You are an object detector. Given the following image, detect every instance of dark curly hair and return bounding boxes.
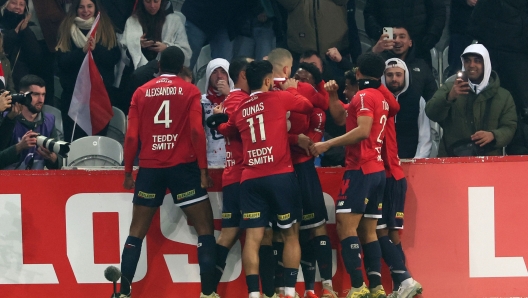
[356,52,386,79]
[297,62,323,85]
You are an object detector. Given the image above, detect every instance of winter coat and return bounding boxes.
[363,0,445,53]
[425,71,517,156]
[0,53,15,92]
[449,0,474,35]
[277,0,348,55]
[181,0,243,38]
[468,0,528,54]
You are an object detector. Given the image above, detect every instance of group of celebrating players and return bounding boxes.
[118,45,423,298]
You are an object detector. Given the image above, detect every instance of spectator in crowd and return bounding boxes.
[425,44,517,157]
[233,0,278,61]
[0,90,36,168]
[0,0,65,105]
[181,0,243,69]
[202,58,233,167]
[371,26,438,102]
[0,32,15,92]
[382,58,432,158]
[277,0,348,62]
[346,0,362,63]
[364,0,446,68]
[0,75,62,169]
[56,0,120,141]
[446,0,476,77]
[99,0,134,33]
[468,0,528,155]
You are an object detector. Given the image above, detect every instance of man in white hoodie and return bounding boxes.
[382,58,432,158]
[202,58,234,167]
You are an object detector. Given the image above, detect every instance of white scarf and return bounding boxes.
[70,17,95,49]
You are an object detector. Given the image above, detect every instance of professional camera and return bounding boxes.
[36,135,70,158]
[2,91,33,111]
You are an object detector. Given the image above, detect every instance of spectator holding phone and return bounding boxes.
[56,0,120,141]
[122,0,191,71]
[425,44,517,157]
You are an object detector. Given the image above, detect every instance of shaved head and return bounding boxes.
[267,48,293,78]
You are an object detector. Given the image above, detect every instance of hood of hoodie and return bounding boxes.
[382,58,409,99]
[461,44,492,95]
[204,58,234,94]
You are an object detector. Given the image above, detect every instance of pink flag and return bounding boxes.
[68,13,113,136]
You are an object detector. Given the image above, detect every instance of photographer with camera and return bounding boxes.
[425,44,517,157]
[0,74,62,169]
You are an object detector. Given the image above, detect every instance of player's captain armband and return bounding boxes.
[206,113,229,129]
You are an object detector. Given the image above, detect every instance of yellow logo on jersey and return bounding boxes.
[222,213,232,219]
[243,212,261,219]
[277,213,291,221]
[396,212,404,219]
[302,213,315,221]
[176,189,196,200]
[138,191,155,199]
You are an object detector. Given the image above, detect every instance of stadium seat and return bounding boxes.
[67,136,123,167]
[42,105,64,141]
[106,106,127,145]
[430,48,440,86]
[442,46,450,83]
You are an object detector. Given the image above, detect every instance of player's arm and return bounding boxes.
[282,80,314,114]
[217,115,239,138]
[325,80,347,126]
[311,116,373,156]
[123,92,140,189]
[190,91,213,188]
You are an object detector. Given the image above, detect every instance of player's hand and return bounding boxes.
[471,130,494,147]
[310,141,330,157]
[324,80,339,93]
[372,34,395,53]
[140,34,155,48]
[448,78,470,101]
[123,173,135,190]
[217,80,230,96]
[213,103,224,115]
[37,146,57,163]
[200,169,213,188]
[15,130,37,152]
[149,42,167,53]
[297,134,313,156]
[281,78,299,90]
[326,47,343,63]
[0,91,12,112]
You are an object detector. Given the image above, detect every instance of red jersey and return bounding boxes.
[345,84,399,174]
[124,75,206,173]
[273,78,315,134]
[219,88,313,182]
[381,117,405,180]
[221,89,248,187]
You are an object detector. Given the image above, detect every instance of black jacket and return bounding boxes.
[376,47,438,101]
[181,0,244,38]
[449,0,474,35]
[364,0,446,52]
[468,0,528,54]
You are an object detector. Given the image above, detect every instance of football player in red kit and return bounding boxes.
[311,52,400,298]
[212,60,313,298]
[121,47,217,298]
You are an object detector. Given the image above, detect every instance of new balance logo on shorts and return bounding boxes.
[338,201,344,206]
[197,242,202,247]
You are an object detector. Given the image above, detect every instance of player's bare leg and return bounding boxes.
[337,213,370,297]
[243,227,266,298]
[358,218,385,297]
[182,199,217,297]
[119,204,158,296]
[281,222,301,297]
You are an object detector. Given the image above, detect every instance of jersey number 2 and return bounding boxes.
[246,114,266,143]
[377,115,387,143]
[154,100,173,128]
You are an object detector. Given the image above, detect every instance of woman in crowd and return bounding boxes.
[56,0,120,141]
[0,0,41,90]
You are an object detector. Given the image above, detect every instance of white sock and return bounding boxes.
[401,277,415,287]
[285,287,296,296]
[323,279,333,287]
[249,292,260,298]
[304,290,315,296]
[278,287,285,295]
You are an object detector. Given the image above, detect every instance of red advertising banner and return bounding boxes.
[1,157,528,297]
